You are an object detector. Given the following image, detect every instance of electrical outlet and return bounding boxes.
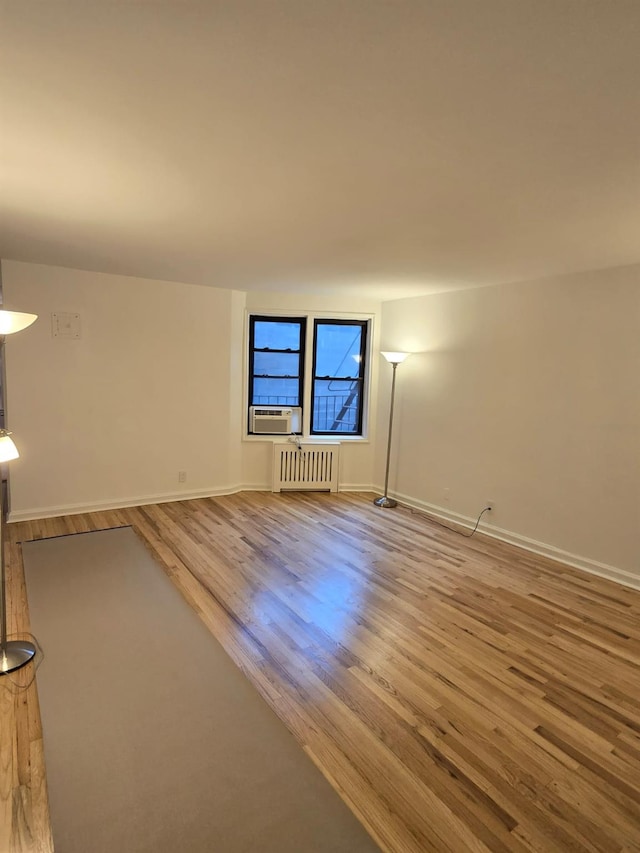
[485,499,494,511]
[178,471,187,483]
[443,488,451,503]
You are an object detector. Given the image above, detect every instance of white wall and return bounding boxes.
[379,265,640,583]
[2,260,242,517]
[7,257,635,585]
[241,290,382,491]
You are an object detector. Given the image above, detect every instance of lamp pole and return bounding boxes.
[0,487,36,674]
[0,469,36,673]
[0,310,38,675]
[374,352,410,508]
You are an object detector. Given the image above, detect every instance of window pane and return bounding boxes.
[315,324,362,378]
[254,321,301,351]
[252,378,300,405]
[312,379,360,433]
[254,351,299,377]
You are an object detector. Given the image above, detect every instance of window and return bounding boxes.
[248,316,306,408]
[247,314,369,437]
[311,320,367,435]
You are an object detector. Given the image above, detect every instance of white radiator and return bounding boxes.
[272,444,340,492]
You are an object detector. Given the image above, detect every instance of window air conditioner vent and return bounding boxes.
[250,406,293,435]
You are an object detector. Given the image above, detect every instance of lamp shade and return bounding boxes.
[0,311,38,335]
[0,431,19,462]
[381,351,411,364]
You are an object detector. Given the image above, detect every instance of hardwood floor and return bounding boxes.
[2,491,640,852]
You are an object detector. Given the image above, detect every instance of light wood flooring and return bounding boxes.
[2,491,640,852]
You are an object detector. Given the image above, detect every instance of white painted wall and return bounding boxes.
[241,290,382,491]
[2,260,241,517]
[227,289,247,487]
[6,257,635,584]
[379,265,640,581]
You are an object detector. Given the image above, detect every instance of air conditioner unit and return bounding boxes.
[250,406,293,435]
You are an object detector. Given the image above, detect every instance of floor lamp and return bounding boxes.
[0,309,38,676]
[373,351,410,508]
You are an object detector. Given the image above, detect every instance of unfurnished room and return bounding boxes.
[0,2,639,852]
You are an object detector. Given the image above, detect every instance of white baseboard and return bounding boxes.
[9,485,638,592]
[390,490,640,592]
[7,485,247,523]
[8,481,361,523]
[340,483,376,493]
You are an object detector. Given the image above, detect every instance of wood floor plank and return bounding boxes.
[2,491,640,851]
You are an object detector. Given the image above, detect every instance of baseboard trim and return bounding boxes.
[391,490,640,591]
[8,482,367,522]
[9,486,638,592]
[340,483,376,493]
[7,485,248,523]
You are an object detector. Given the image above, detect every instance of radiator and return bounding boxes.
[272,444,340,492]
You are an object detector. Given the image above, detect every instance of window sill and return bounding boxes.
[242,434,369,444]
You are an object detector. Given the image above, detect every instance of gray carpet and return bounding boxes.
[22,527,380,853]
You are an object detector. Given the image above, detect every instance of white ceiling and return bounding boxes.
[1,1,639,301]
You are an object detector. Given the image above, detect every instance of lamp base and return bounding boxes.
[373,496,398,508]
[0,640,37,675]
